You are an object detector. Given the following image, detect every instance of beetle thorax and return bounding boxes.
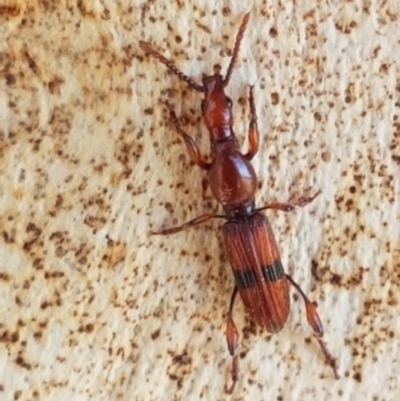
[208,140,257,207]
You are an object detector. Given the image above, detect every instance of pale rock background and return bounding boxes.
[0,1,399,400]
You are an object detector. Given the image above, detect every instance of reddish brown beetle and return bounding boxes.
[140,13,339,393]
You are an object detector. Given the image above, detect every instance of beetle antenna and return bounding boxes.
[223,12,250,87]
[140,41,204,92]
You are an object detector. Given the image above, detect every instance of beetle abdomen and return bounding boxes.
[222,213,290,333]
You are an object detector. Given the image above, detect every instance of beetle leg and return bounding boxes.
[225,286,240,394]
[151,213,225,235]
[166,104,211,171]
[255,191,321,213]
[244,85,259,161]
[286,274,340,380]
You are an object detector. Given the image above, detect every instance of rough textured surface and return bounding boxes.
[1,1,400,400]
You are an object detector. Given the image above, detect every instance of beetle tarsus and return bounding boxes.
[225,286,240,393]
[225,354,239,394]
[315,336,340,379]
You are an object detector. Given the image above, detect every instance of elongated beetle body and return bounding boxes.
[140,13,339,393]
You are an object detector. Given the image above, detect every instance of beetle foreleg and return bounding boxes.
[225,286,239,394]
[244,85,259,161]
[286,274,340,379]
[166,104,211,171]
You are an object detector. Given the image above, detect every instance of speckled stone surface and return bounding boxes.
[0,1,399,400]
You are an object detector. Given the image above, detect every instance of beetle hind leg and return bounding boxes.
[314,336,340,380]
[225,286,240,394]
[286,274,340,379]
